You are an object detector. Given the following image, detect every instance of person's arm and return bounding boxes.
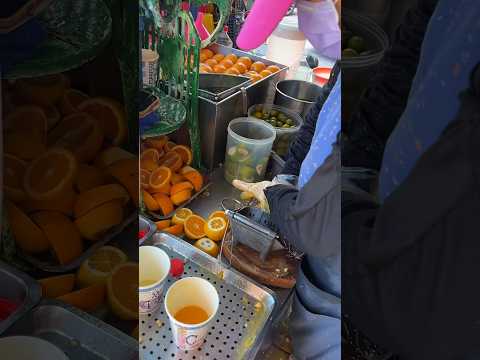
[282,62,340,175]
[266,142,340,257]
[343,0,439,170]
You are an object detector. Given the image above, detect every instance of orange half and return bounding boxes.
[171,145,193,165]
[149,166,172,192]
[184,214,206,240]
[4,154,28,203]
[24,148,78,201]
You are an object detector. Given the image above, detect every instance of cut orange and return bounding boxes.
[151,182,170,195]
[75,164,109,193]
[204,217,227,241]
[76,246,128,288]
[159,151,183,172]
[170,173,186,185]
[140,169,151,190]
[4,131,47,161]
[170,189,192,206]
[57,283,106,312]
[163,224,184,236]
[32,211,83,265]
[5,105,47,143]
[107,262,139,320]
[180,165,196,175]
[4,154,28,203]
[208,210,229,223]
[59,88,89,115]
[23,188,76,216]
[78,97,127,146]
[144,135,168,151]
[140,158,158,172]
[149,166,172,193]
[74,200,124,241]
[74,184,129,218]
[183,170,204,192]
[171,145,193,165]
[43,104,61,130]
[170,181,194,196]
[164,141,177,152]
[15,74,68,106]
[142,190,160,211]
[108,159,139,207]
[172,208,193,225]
[38,274,76,298]
[47,112,104,163]
[24,148,78,201]
[184,214,206,240]
[6,201,50,253]
[94,146,135,169]
[152,193,174,216]
[194,238,220,257]
[140,148,160,163]
[155,219,171,230]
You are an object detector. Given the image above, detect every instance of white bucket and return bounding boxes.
[139,246,171,314]
[164,277,219,350]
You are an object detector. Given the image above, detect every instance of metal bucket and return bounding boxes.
[274,80,323,118]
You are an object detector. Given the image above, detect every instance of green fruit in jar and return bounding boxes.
[270,116,277,122]
[276,121,284,128]
[278,113,287,121]
[239,166,255,182]
[256,164,265,176]
[228,146,250,163]
[262,114,270,120]
[347,36,365,53]
[286,119,294,126]
[282,124,290,128]
[342,48,358,58]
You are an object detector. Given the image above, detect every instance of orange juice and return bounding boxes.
[174,305,209,325]
[139,279,157,287]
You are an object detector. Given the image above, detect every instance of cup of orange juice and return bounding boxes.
[139,246,171,314]
[165,277,219,350]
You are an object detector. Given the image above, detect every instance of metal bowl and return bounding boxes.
[274,79,324,118]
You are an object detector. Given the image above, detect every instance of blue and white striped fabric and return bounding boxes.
[379,0,480,201]
[298,74,341,188]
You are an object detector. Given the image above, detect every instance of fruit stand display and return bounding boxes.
[1,0,139,356]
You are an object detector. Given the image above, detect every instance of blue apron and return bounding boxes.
[298,74,341,188]
[379,0,480,201]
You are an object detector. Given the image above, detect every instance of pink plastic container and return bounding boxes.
[236,0,294,50]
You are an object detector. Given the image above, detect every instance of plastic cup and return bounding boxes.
[164,277,219,350]
[139,246,171,314]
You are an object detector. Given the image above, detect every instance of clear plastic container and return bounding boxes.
[224,118,276,184]
[248,104,303,158]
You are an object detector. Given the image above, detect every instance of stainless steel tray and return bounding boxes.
[140,233,277,360]
[199,74,252,102]
[139,215,157,246]
[5,299,139,359]
[145,176,212,221]
[18,211,137,273]
[0,261,41,335]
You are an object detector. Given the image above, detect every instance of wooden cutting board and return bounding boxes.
[222,236,299,289]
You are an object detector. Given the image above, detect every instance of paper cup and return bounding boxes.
[165,277,219,350]
[139,246,171,314]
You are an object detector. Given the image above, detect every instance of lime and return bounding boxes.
[342,48,358,58]
[347,36,365,53]
[239,166,255,182]
[278,113,286,121]
[286,119,294,126]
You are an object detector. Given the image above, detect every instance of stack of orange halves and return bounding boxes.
[3,73,137,266]
[141,135,204,216]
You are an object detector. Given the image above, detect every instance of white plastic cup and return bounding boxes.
[164,277,219,350]
[139,246,171,314]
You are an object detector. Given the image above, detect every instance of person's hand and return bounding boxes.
[232,180,273,211]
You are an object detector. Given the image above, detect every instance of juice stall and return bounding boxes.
[138,1,336,359]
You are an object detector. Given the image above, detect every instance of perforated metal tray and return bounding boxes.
[140,233,277,360]
[5,299,138,359]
